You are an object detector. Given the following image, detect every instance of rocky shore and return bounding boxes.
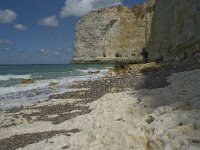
[0,61,200,150]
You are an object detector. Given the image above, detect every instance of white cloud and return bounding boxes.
[37,15,59,27]
[0,39,12,45]
[14,24,27,30]
[0,47,15,51]
[54,51,62,56]
[0,9,17,24]
[60,0,122,18]
[40,49,46,53]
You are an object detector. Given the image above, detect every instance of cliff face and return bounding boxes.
[72,0,200,63]
[72,0,156,63]
[148,0,200,61]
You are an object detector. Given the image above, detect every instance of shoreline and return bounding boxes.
[0,64,111,111]
[0,61,200,149]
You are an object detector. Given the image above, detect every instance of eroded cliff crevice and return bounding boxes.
[72,0,200,63]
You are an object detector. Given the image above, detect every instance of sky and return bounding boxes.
[0,0,144,64]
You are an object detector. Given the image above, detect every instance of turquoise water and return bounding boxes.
[0,64,112,110]
[0,64,111,87]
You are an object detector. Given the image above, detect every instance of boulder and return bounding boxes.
[21,79,34,84]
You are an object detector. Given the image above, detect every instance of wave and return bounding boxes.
[76,68,109,74]
[0,74,104,96]
[0,73,106,110]
[0,74,32,81]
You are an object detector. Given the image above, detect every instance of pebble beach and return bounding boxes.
[0,61,200,150]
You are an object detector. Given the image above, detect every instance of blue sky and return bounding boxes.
[0,0,144,64]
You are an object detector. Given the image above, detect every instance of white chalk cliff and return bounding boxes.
[72,0,200,63]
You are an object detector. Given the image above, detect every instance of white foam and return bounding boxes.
[76,69,88,73]
[0,73,105,96]
[77,68,109,74]
[0,74,32,81]
[0,73,106,110]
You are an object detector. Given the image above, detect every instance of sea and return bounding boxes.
[0,64,112,110]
